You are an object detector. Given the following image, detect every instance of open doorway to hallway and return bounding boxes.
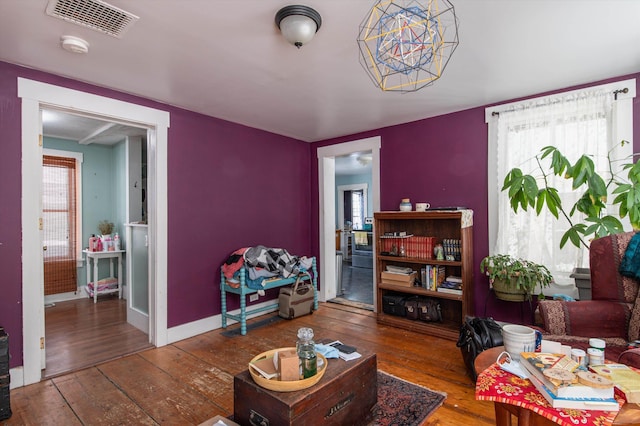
[331,154,374,309]
[317,138,381,312]
[19,77,170,387]
[41,109,151,378]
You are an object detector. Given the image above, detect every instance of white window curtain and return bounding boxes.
[490,85,633,285]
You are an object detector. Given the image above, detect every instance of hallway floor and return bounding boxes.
[331,259,374,309]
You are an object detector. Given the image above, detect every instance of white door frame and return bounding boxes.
[18,78,170,386]
[317,136,381,304]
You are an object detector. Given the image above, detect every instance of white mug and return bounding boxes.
[415,203,430,211]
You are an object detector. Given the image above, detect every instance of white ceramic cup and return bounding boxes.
[415,202,430,211]
[502,324,536,360]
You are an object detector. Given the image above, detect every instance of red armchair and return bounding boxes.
[537,231,640,368]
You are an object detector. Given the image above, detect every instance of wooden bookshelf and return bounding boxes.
[374,210,474,340]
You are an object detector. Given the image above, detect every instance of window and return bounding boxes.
[486,80,635,285]
[351,190,364,230]
[43,149,83,264]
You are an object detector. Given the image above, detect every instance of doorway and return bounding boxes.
[317,137,381,309]
[18,77,170,387]
[40,109,150,378]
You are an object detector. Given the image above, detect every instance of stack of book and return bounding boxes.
[381,266,417,287]
[519,352,619,411]
[420,265,445,290]
[437,276,462,295]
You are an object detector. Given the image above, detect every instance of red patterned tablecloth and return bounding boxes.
[475,363,623,426]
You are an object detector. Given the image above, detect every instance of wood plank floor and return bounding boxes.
[44,297,153,378]
[8,303,497,425]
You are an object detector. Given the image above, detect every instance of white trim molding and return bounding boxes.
[18,77,170,386]
[317,136,381,306]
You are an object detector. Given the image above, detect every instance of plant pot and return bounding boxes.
[491,278,528,302]
[570,267,591,300]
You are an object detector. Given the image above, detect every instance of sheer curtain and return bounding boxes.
[494,89,627,285]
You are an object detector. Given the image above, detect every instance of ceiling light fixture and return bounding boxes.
[60,35,90,54]
[357,0,459,92]
[275,5,322,48]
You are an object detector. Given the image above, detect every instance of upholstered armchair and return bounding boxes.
[537,231,640,368]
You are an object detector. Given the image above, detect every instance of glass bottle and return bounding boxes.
[296,327,317,379]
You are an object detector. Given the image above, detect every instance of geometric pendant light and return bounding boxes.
[357,0,459,92]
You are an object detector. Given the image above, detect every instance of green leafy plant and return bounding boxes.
[98,220,114,235]
[480,254,553,299]
[501,141,640,249]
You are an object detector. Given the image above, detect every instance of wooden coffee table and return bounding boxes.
[475,346,640,426]
[234,351,377,425]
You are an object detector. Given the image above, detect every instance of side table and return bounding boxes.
[474,346,640,426]
[84,249,125,303]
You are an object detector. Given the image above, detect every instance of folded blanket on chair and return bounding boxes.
[620,232,640,280]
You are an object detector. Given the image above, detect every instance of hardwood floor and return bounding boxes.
[43,296,153,378]
[8,303,497,425]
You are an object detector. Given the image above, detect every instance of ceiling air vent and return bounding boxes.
[45,0,139,38]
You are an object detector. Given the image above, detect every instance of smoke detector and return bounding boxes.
[60,35,90,53]
[46,0,139,38]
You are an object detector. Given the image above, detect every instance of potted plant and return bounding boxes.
[480,254,553,301]
[98,220,115,250]
[98,220,114,236]
[501,142,640,299]
[501,141,640,250]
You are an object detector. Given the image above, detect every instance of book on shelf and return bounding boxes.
[381,271,417,283]
[445,275,462,283]
[590,363,640,403]
[527,370,619,411]
[519,352,614,400]
[436,287,462,295]
[386,265,413,274]
[420,265,445,290]
[382,231,409,237]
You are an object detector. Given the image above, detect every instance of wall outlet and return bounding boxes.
[249,294,259,302]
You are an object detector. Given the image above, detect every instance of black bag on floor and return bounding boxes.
[456,316,503,382]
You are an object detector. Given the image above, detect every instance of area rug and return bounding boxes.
[372,371,446,426]
[221,315,284,337]
[228,370,445,425]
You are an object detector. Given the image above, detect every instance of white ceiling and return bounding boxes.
[2,0,640,144]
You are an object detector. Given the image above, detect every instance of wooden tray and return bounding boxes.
[248,347,327,392]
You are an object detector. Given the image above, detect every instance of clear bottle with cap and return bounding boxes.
[296,327,317,379]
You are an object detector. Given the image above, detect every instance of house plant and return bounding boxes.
[480,254,553,301]
[98,220,114,236]
[501,141,640,250]
[98,220,115,251]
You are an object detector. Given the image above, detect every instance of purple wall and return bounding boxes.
[2,58,639,370]
[0,61,311,367]
[311,73,640,325]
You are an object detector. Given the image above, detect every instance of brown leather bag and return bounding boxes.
[278,273,315,319]
[418,298,442,322]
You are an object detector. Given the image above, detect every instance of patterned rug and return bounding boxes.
[372,371,446,425]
